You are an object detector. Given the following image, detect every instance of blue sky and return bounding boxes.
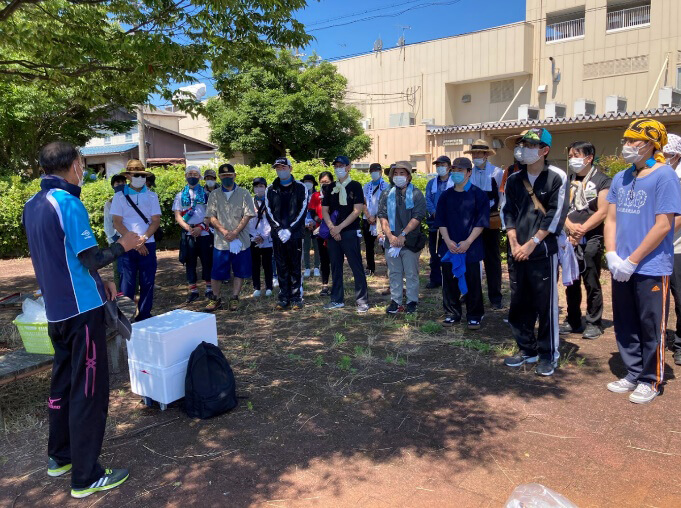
[153,0,526,105]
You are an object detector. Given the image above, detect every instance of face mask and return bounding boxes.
[521,147,542,165]
[393,176,408,188]
[370,171,381,181]
[304,181,314,191]
[254,186,266,197]
[334,167,347,179]
[276,169,291,181]
[667,155,680,168]
[568,158,585,172]
[113,184,125,193]
[436,165,449,177]
[450,172,465,185]
[186,177,199,186]
[205,179,217,188]
[622,144,648,164]
[513,146,524,163]
[131,176,146,188]
[221,177,235,187]
[472,158,485,168]
[74,164,84,187]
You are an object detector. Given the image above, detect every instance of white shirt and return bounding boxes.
[248,197,273,248]
[110,186,162,243]
[172,188,209,237]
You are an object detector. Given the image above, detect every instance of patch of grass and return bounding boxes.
[333,332,347,347]
[576,356,586,367]
[247,401,254,411]
[354,345,372,359]
[396,357,407,366]
[450,338,492,353]
[385,353,395,364]
[420,321,443,335]
[405,313,419,324]
[338,355,352,371]
[288,353,303,361]
[386,352,407,366]
[493,342,519,358]
[314,355,324,367]
[559,347,577,368]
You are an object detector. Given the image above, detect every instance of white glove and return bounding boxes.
[278,229,291,243]
[229,239,242,254]
[613,257,637,282]
[605,251,623,275]
[388,246,402,258]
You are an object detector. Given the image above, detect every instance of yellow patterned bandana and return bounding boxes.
[624,118,668,163]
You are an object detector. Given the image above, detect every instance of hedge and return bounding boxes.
[0,160,432,258]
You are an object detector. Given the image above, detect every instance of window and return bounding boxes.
[545,8,585,43]
[104,136,112,145]
[490,80,514,104]
[677,67,681,90]
[606,2,650,32]
[125,131,133,142]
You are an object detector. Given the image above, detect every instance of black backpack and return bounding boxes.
[185,342,238,419]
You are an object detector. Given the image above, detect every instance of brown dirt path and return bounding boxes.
[1,249,681,507]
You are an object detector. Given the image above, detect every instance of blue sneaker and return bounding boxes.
[48,457,72,477]
[324,302,345,310]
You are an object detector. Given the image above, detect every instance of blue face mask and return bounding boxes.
[221,177,234,188]
[186,177,199,186]
[450,172,465,184]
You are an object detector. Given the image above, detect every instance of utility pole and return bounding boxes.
[137,105,146,166]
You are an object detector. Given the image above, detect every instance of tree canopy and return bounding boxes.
[206,50,372,165]
[0,0,311,172]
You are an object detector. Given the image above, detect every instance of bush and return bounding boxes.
[597,155,629,178]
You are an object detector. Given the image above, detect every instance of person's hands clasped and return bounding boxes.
[605,251,623,277]
[394,234,406,248]
[136,243,149,256]
[613,257,637,282]
[455,239,471,253]
[104,281,118,301]
[117,231,141,252]
[513,241,536,262]
[190,226,201,238]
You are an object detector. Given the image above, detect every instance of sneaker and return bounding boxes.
[304,269,311,277]
[467,319,481,330]
[204,297,222,312]
[582,324,602,340]
[504,353,539,367]
[443,315,461,326]
[629,383,658,404]
[425,281,441,289]
[292,301,304,310]
[252,290,262,298]
[273,278,279,288]
[535,359,556,376]
[607,378,637,393]
[313,268,320,277]
[71,468,129,498]
[405,302,418,314]
[365,269,375,277]
[324,302,345,310]
[265,289,273,297]
[185,292,200,304]
[48,457,72,477]
[319,287,330,297]
[357,303,370,314]
[229,297,239,311]
[277,300,289,310]
[386,301,400,315]
[674,350,681,366]
[559,322,584,335]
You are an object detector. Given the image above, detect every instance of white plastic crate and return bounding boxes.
[128,310,217,367]
[128,357,189,405]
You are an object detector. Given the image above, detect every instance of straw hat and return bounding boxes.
[122,159,151,176]
[464,139,496,156]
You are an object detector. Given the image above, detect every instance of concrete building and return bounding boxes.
[334,0,681,172]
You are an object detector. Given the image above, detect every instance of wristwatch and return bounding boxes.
[531,236,540,244]
[400,231,407,237]
[141,234,149,241]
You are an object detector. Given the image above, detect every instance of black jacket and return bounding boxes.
[264,178,309,239]
[502,164,568,260]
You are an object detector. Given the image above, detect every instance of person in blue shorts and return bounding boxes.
[605,118,681,404]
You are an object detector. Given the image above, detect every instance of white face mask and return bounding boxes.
[513,146,524,163]
[334,167,347,179]
[205,179,217,188]
[370,171,381,181]
[436,165,449,177]
[568,157,586,172]
[304,181,314,191]
[622,144,648,164]
[472,158,486,168]
[666,155,680,168]
[521,147,542,165]
[254,186,266,197]
[75,163,84,187]
[131,176,146,188]
[393,175,408,188]
[277,169,292,181]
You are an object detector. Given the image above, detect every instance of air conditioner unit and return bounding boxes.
[605,95,627,114]
[389,112,416,127]
[421,118,435,125]
[545,102,567,119]
[518,104,540,121]
[659,87,681,108]
[574,98,596,117]
[360,118,373,130]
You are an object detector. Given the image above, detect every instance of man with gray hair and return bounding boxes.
[173,165,214,303]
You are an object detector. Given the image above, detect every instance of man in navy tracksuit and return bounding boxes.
[23,142,139,498]
[502,128,568,376]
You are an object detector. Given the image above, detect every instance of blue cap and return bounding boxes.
[333,155,350,166]
[273,157,291,167]
[521,128,552,147]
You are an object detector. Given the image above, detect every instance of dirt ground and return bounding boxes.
[2,249,681,507]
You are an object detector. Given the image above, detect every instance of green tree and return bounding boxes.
[206,50,372,164]
[0,0,311,172]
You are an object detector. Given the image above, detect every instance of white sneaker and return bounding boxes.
[607,378,637,393]
[252,290,261,297]
[304,269,311,277]
[629,383,658,404]
[273,278,279,288]
[313,268,320,277]
[265,289,273,297]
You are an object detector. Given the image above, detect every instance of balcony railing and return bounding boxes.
[546,18,585,43]
[607,4,650,31]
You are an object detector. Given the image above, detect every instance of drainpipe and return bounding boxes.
[137,105,146,166]
[499,77,530,122]
[645,53,670,110]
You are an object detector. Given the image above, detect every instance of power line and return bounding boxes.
[305,0,426,28]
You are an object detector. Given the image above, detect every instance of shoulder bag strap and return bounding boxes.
[125,194,150,224]
[521,177,547,215]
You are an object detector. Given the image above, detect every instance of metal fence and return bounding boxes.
[607,4,650,31]
[546,17,585,43]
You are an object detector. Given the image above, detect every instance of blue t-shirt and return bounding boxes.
[434,182,490,263]
[23,176,106,322]
[606,164,681,276]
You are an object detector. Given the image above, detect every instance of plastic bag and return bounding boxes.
[504,483,578,508]
[16,297,47,323]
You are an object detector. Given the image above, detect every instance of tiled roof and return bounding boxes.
[428,106,681,134]
[80,142,138,156]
